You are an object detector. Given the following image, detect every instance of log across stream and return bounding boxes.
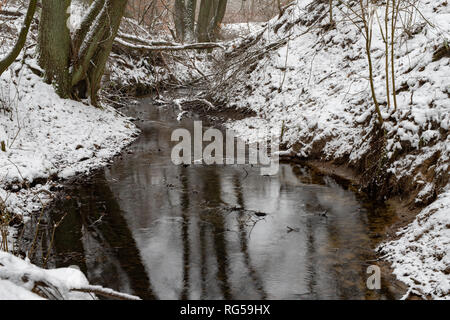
[23,97,405,299]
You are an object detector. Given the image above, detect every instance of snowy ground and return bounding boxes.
[213,0,449,299]
[0,251,92,300]
[221,22,266,40]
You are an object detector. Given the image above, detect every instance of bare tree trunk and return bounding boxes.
[196,0,213,42]
[0,0,37,76]
[384,0,390,108]
[185,0,197,42]
[37,0,72,98]
[71,2,109,93]
[359,0,383,125]
[86,0,128,105]
[209,0,227,41]
[391,0,400,111]
[174,0,186,41]
[72,0,105,56]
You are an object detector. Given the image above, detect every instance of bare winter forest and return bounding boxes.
[0,0,449,303]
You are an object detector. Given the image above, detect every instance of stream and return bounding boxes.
[25,98,403,300]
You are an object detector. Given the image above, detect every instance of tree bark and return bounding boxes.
[196,0,213,42]
[115,37,224,51]
[0,0,37,76]
[37,0,72,98]
[37,0,127,104]
[185,0,197,42]
[71,3,109,91]
[85,0,128,105]
[174,0,186,41]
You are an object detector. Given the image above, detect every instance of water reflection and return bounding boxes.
[30,99,400,300]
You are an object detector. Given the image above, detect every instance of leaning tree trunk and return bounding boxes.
[70,0,110,100]
[0,0,37,76]
[86,0,128,105]
[37,0,72,98]
[72,0,105,57]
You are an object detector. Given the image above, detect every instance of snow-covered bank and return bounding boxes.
[212,0,449,299]
[379,187,450,299]
[0,59,139,231]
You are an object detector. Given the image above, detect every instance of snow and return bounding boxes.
[0,251,91,300]
[213,0,450,299]
[221,22,266,39]
[0,279,44,300]
[69,0,89,32]
[0,250,142,300]
[378,187,450,300]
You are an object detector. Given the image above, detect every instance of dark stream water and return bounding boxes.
[26,98,402,299]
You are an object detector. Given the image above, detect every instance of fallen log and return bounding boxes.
[0,9,23,17]
[117,32,174,47]
[114,37,225,52]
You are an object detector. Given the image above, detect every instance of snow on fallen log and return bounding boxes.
[115,37,226,52]
[117,32,175,47]
[0,251,141,300]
